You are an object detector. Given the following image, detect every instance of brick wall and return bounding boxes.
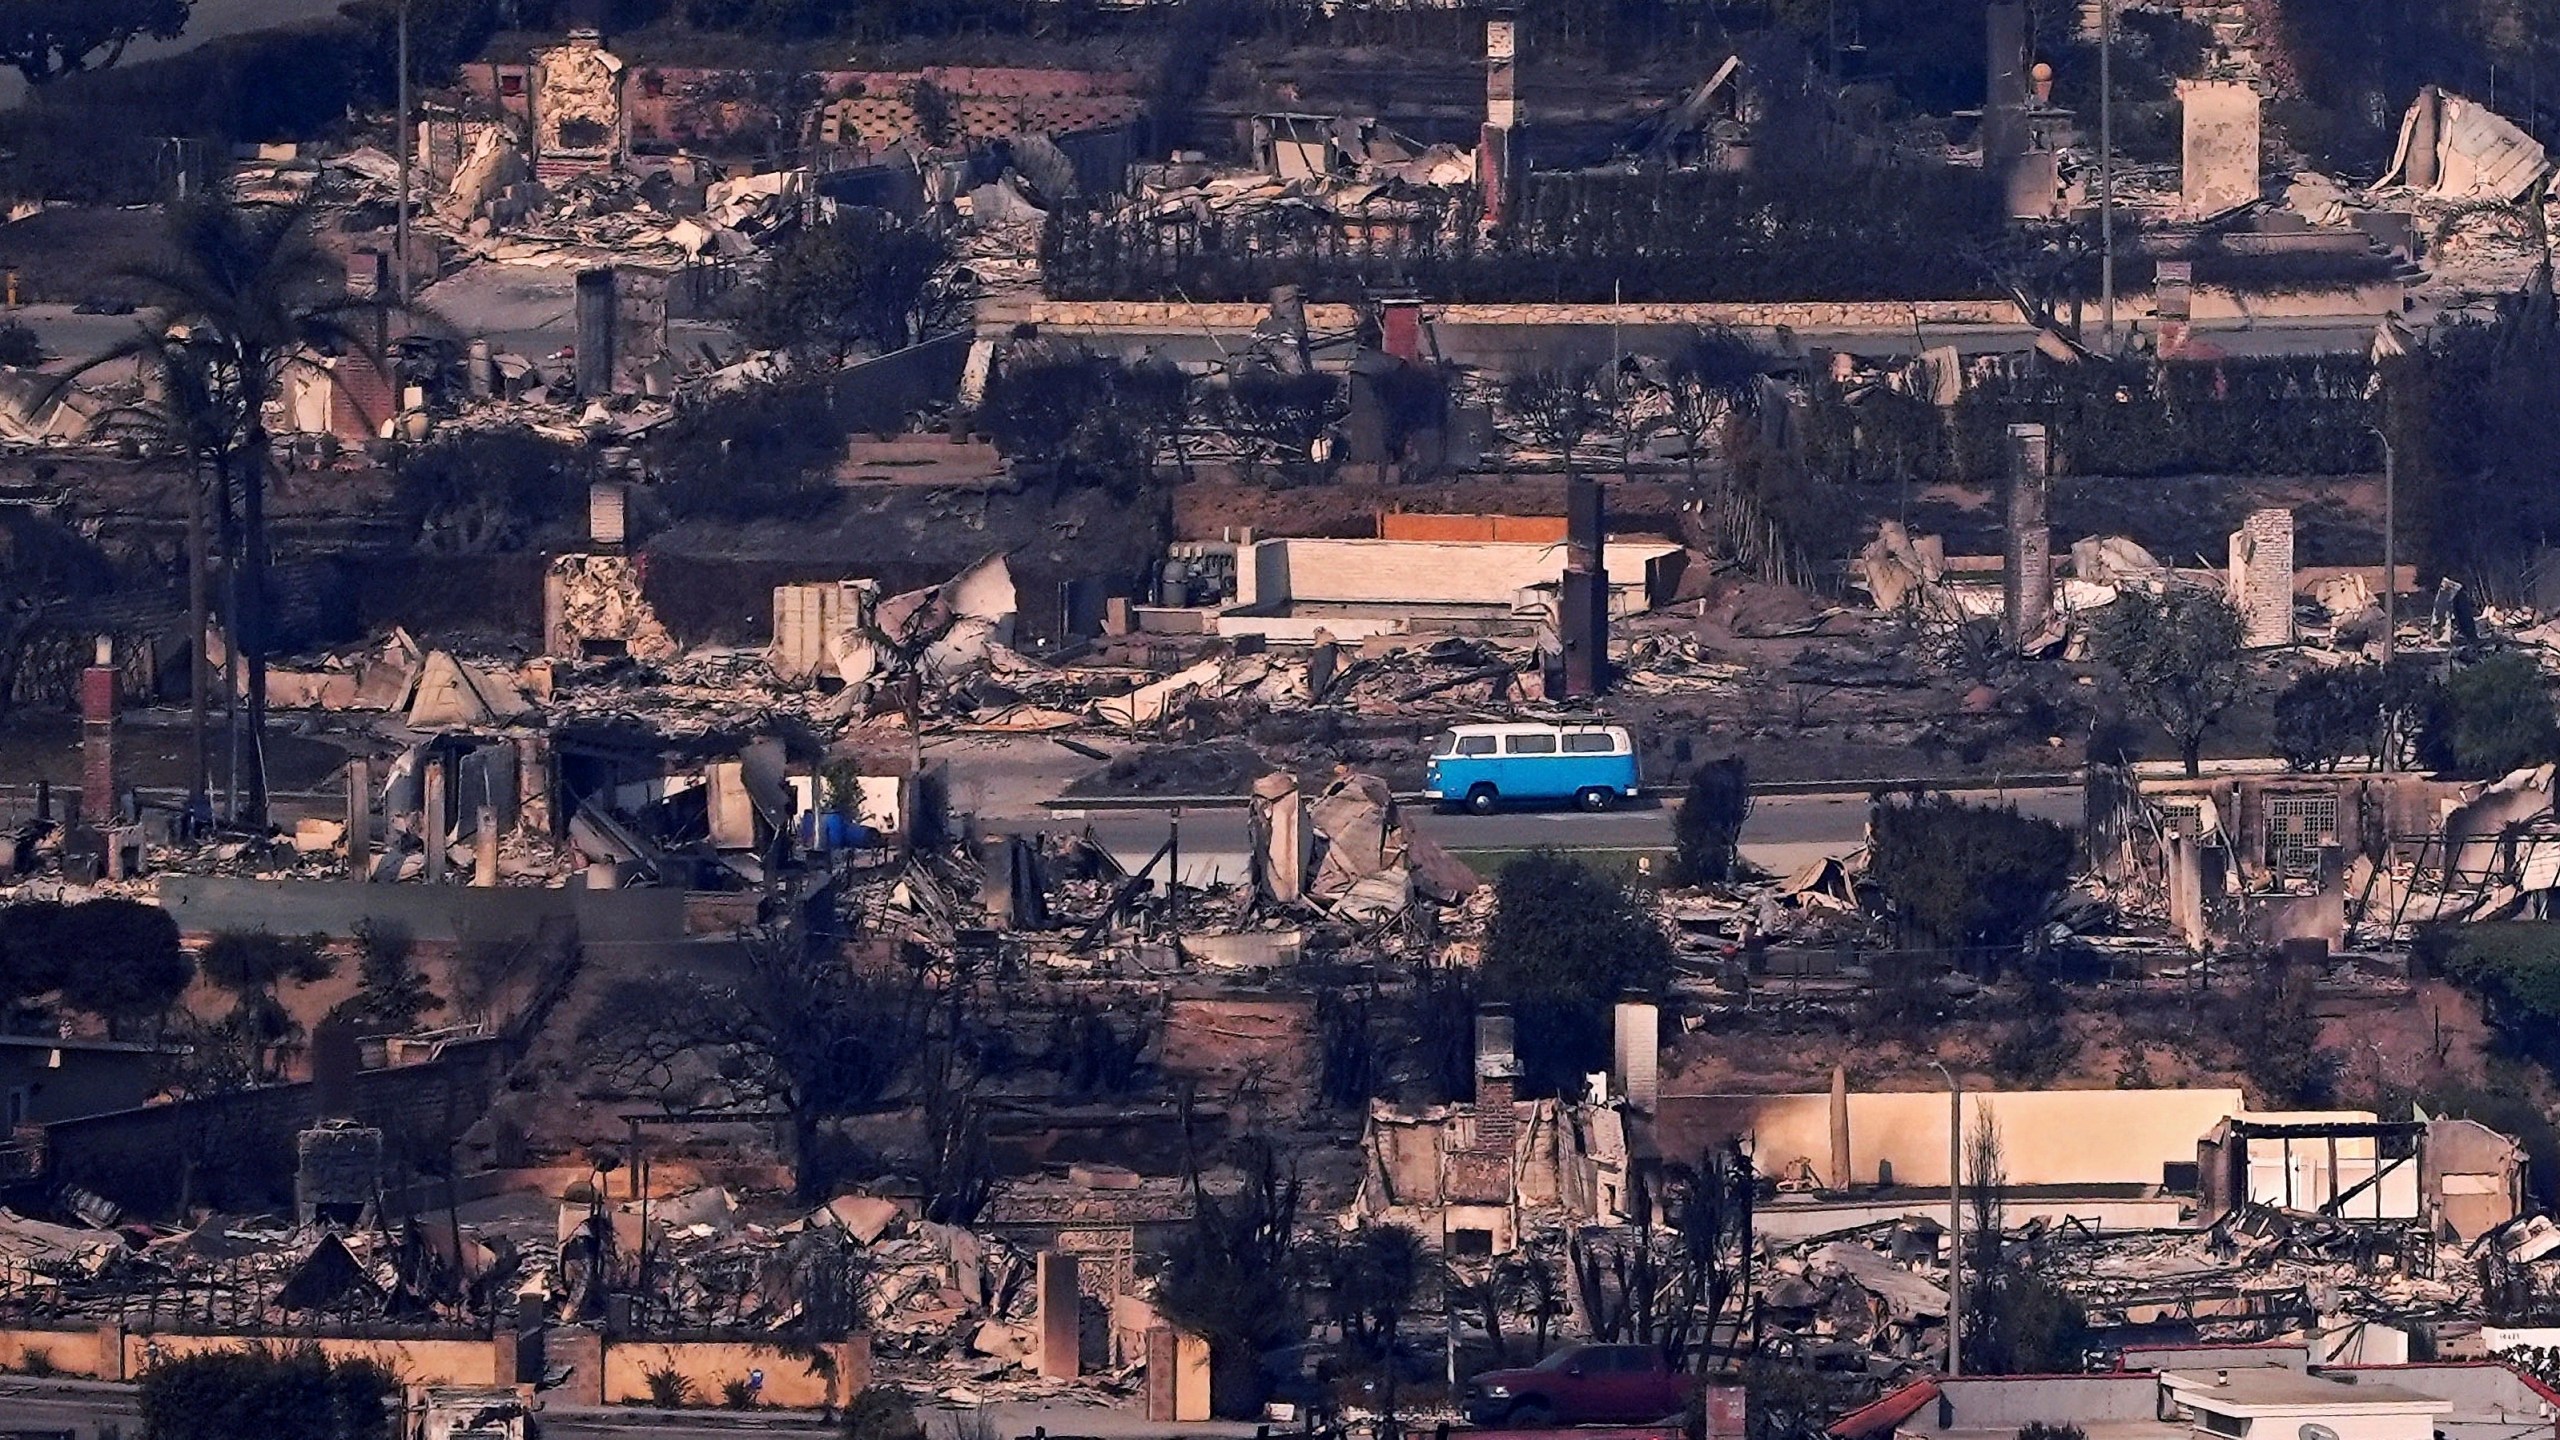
[980,298,2029,334]
[600,63,1144,152]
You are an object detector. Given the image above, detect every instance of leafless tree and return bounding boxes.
[581,924,927,1201]
[1967,1108,2007,1273]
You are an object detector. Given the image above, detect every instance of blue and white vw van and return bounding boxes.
[1424,722,1641,814]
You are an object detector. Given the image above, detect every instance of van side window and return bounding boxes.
[1506,733,1558,754]
[1562,733,1615,753]
[1456,735,1498,756]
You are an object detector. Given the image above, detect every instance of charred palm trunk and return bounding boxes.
[240,412,270,827]
[188,453,214,811]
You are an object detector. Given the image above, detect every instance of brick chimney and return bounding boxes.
[1474,1005,1518,1151]
[79,637,116,828]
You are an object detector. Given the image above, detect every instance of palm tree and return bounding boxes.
[111,198,389,825]
[83,328,252,817]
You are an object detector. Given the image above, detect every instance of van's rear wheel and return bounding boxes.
[1467,784,1500,815]
[1577,786,1615,812]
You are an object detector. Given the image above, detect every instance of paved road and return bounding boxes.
[0,1380,1261,1439]
[1038,785,2082,886]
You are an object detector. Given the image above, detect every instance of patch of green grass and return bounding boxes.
[1447,846,1673,887]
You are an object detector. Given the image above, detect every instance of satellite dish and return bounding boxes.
[2303,1423,2342,1440]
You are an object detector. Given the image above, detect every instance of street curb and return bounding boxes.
[1040,772,2088,811]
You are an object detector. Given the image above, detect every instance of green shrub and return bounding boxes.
[2422,653,2560,779]
[642,1364,694,1408]
[1483,851,1675,1093]
[137,1344,395,1440]
[841,1383,927,1440]
[1867,793,2074,957]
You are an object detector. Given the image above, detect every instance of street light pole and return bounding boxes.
[1931,1060,1963,1377]
[2381,430,2397,666]
[2099,0,2116,349]
[396,0,412,312]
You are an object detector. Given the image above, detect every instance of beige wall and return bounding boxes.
[1680,1087,2247,1189]
[1246,537,1681,610]
[6,1326,869,1408]
[0,1326,111,1377]
[126,1333,501,1386]
[602,1340,863,1409]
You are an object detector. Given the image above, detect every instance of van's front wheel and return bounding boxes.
[1466,784,1501,815]
[1576,787,1616,812]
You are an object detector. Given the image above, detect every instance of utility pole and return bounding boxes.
[2099,0,2116,349]
[1932,1060,1963,1377]
[396,0,413,312]
[2381,429,2397,666]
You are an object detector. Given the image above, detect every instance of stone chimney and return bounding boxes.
[1612,1000,1659,1112]
[588,479,628,550]
[2003,423,2052,646]
[1475,1005,1518,1151]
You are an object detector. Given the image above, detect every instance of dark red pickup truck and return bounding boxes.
[1463,1344,1696,1428]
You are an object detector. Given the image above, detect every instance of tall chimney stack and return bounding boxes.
[80,637,117,829]
[1481,9,1519,227]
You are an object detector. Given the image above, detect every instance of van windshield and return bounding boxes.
[1431,731,1458,757]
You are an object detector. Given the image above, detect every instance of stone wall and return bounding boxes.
[979,298,2029,333]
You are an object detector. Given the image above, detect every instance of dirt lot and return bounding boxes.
[1900,473,2384,568]
[1661,975,2517,1112]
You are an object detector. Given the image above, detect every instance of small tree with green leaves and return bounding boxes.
[2422,652,2560,778]
[51,897,192,1035]
[2090,587,2246,778]
[1963,1266,2090,1376]
[1673,755,1751,885]
[2273,659,2442,773]
[328,920,439,1035]
[1867,792,2073,961]
[198,930,334,1082]
[1482,852,1675,1094]
[0,900,69,1008]
[0,0,191,89]
[733,210,958,361]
